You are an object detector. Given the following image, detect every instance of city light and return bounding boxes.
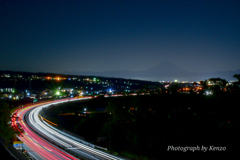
[205,90,213,96]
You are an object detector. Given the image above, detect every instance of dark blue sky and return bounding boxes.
[1,0,240,74]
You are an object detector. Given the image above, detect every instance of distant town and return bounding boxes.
[1,70,239,100]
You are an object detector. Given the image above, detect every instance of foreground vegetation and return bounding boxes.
[0,101,18,144]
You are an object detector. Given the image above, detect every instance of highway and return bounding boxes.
[12,98,125,160]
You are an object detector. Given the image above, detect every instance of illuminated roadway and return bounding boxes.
[12,97,125,160]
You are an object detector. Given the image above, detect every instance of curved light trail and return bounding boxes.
[12,97,125,160]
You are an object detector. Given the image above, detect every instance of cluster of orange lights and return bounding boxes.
[45,77,67,80]
[179,88,190,91]
[179,87,202,91]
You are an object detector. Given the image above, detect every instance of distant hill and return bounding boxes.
[2,62,238,82]
[61,61,240,81]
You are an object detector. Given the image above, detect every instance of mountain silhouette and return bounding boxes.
[146,61,187,73]
[142,61,190,77]
[61,61,240,81]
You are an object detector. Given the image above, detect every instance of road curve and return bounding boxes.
[12,98,125,160]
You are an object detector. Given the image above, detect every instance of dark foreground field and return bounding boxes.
[42,93,240,159]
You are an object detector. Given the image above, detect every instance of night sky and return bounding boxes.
[1,0,240,75]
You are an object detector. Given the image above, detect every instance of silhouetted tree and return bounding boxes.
[233,74,240,81]
[209,77,227,87]
[0,101,17,143]
[168,83,179,94]
[200,80,208,89]
[192,82,198,86]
